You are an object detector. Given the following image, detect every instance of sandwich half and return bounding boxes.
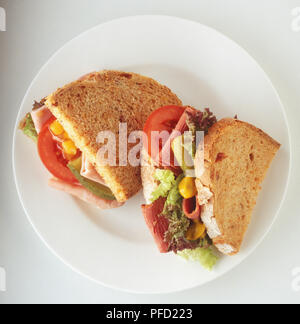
[141,105,280,269]
[20,70,182,208]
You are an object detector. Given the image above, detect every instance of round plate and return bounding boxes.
[13,16,291,294]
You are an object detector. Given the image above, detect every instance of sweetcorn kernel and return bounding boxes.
[62,131,70,140]
[50,120,64,136]
[62,140,77,156]
[179,177,197,199]
[186,220,206,241]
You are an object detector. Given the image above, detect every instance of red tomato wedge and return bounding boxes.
[38,117,78,184]
[143,105,185,163]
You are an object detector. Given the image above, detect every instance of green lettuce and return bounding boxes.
[165,173,185,207]
[22,113,38,142]
[178,247,219,271]
[164,206,191,250]
[163,173,193,251]
[150,169,176,202]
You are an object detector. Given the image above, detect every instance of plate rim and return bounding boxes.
[12,15,292,294]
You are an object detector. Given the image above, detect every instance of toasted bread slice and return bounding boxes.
[196,118,280,255]
[46,70,182,202]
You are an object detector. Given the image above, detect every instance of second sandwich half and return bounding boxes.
[20,70,182,208]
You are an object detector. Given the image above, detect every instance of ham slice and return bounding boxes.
[31,106,53,134]
[48,178,124,209]
[80,154,106,185]
[142,198,170,253]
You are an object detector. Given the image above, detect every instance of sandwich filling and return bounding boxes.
[20,99,121,209]
[141,106,219,270]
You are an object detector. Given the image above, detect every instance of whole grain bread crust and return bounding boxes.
[46,70,182,202]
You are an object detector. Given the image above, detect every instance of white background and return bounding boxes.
[0,0,299,304]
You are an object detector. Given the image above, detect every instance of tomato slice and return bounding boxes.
[143,105,186,162]
[38,117,78,184]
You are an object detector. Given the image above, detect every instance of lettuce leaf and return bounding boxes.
[150,169,176,202]
[165,173,185,207]
[22,113,38,142]
[186,108,217,135]
[164,206,191,251]
[178,247,218,271]
[150,170,214,254]
[163,173,196,252]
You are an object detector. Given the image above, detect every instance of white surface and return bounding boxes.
[13,15,291,294]
[0,0,300,303]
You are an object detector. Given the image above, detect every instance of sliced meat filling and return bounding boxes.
[49,178,123,209]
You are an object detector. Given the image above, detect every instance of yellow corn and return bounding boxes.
[50,120,64,136]
[186,220,206,241]
[62,131,70,140]
[62,140,77,156]
[178,177,197,199]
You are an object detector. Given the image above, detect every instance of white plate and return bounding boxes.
[13,16,291,294]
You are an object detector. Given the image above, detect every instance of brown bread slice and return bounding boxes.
[46,70,182,202]
[196,118,280,255]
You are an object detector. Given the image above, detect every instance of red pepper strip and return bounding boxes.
[182,196,201,220]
